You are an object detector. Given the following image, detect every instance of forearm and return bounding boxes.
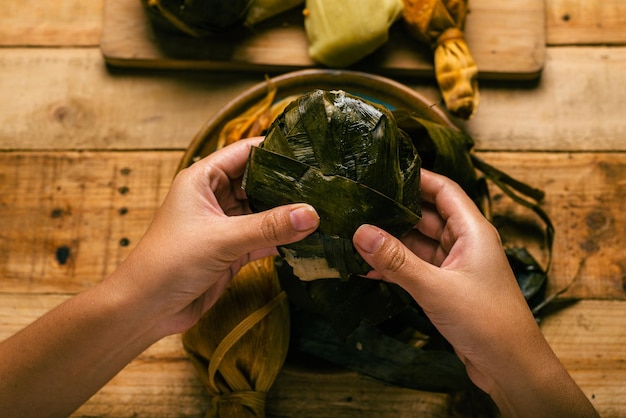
[486,332,599,418]
[0,272,166,418]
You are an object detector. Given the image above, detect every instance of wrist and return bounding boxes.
[101,256,175,342]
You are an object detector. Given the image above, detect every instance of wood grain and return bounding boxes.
[0,151,180,293]
[546,0,626,45]
[1,1,625,416]
[1,47,625,152]
[0,48,259,152]
[0,0,103,46]
[480,151,626,300]
[1,295,621,417]
[1,151,624,297]
[459,46,626,151]
[100,0,545,80]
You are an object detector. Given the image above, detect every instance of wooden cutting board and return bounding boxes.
[101,0,546,80]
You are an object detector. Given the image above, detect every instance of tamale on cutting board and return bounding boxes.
[100,0,545,80]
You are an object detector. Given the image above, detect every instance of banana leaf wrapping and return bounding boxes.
[243,89,422,281]
[141,0,253,37]
[402,0,479,119]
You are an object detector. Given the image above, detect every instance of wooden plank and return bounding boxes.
[458,46,626,151]
[100,0,545,80]
[1,47,625,152]
[1,295,622,417]
[0,48,260,152]
[482,151,626,300]
[1,150,625,298]
[541,300,626,416]
[546,0,626,45]
[0,151,180,293]
[0,0,103,46]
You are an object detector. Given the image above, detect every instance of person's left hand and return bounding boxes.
[110,137,320,335]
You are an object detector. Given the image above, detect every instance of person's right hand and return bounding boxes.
[353,169,599,418]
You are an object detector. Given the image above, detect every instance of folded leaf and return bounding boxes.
[243,90,421,281]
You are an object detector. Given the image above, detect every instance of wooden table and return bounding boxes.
[1,1,625,416]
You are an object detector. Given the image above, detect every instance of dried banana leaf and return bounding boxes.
[393,108,478,202]
[141,0,253,37]
[181,87,291,417]
[243,89,421,281]
[290,310,472,392]
[278,260,413,338]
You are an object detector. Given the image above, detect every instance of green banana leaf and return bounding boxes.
[243,90,421,281]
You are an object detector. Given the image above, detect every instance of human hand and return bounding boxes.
[112,138,320,336]
[353,169,598,417]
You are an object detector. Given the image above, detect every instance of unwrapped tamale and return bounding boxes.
[242,89,422,281]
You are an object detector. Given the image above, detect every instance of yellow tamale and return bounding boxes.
[402,0,479,119]
[182,257,289,418]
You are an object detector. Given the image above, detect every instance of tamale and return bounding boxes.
[182,257,289,418]
[141,0,253,37]
[242,89,422,281]
[303,0,404,67]
[402,0,479,119]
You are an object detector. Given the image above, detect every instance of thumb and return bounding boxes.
[353,224,436,299]
[221,203,320,258]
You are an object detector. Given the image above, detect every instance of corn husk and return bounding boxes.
[242,89,422,281]
[304,0,404,67]
[182,257,289,418]
[402,0,479,119]
[217,81,298,149]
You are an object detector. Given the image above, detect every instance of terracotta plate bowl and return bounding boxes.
[178,69,454,171]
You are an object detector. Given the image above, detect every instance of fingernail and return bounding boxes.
[355,225,384,254]
[290,205,319,232]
